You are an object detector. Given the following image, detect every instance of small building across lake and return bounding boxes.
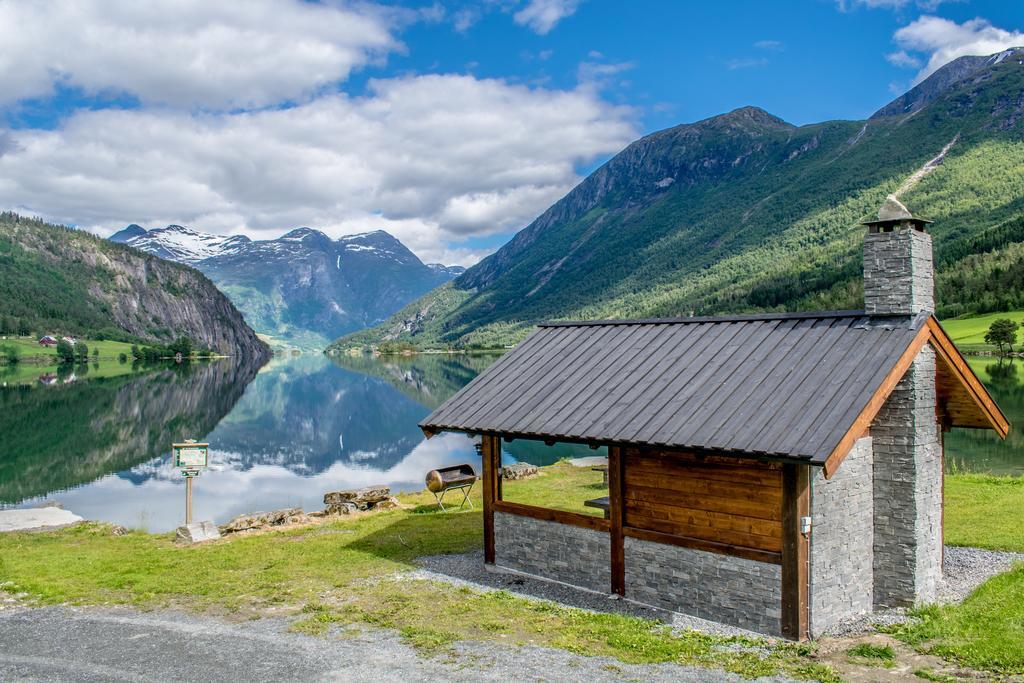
[420,197,1009,640]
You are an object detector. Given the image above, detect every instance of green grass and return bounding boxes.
[940,311,1024,352]
[0,491,835,680]
[0,336,136,363]
[886,565,1024,675]
[846,643,896,668]
[945,474,1024,552]
[501,461,607,516]
[4,465,1024,679]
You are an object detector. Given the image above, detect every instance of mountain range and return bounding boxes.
[110,224,464,348]
[332,48,1024,352]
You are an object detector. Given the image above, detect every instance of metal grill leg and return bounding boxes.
[433,483,475,512]
[459,482,474,510]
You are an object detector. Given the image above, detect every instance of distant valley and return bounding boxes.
[110,224,464,349]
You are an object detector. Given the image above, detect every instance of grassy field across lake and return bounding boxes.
[939,311,1024,353]
[0,336,136,363]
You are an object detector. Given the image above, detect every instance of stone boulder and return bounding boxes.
[219,507,308,534]
[175,521,221,545]
[501,462,539,481]
[323,486,393,513]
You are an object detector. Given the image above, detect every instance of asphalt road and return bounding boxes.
[0,606,794,682]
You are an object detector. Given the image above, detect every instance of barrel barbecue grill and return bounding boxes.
[425,463,477,511]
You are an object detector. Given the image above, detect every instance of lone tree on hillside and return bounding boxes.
[984,318,1019,356]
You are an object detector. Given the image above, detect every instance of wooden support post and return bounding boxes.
[608,445,625,596]
[780,463,809,641]
[481,434,499,564]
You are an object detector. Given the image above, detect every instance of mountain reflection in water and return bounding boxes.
[2,352,1019,532]
[0,353,516,532]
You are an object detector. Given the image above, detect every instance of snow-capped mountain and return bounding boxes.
[110,224,251,264]
[111,224,461,348]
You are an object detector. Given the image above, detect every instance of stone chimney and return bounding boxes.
[862,195,934,316]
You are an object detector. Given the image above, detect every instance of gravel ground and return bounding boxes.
[412,551,774,640]
[414,545,1024,641]
[0,606,797,682]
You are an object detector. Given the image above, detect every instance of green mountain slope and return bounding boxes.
[0,213,269,358]
[332,49,1024,351]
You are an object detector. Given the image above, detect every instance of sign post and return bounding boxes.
[172,440,209,525]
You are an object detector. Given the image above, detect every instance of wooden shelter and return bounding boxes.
[420,198,1009,639]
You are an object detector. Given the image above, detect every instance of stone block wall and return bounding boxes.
[809,437,874,636]
[493,512,610,592]
[863,229,934,315]
[623,537,782,635]
[871,345,942,607]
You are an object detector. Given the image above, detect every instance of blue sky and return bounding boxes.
[0,0,1020,264]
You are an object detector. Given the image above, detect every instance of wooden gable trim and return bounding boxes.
[821,322,931,479]
[822,315,1010,479]
[925,317,1010,439]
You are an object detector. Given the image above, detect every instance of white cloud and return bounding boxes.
[452,7,482,32]
[836,0,958,10]
[0,75,636,265]
[513,0,581,35]
[886,50,922,68]
[0,0,400,110]
[893,15,1024,83]
[754,40,784,51]
[577,60,634,87]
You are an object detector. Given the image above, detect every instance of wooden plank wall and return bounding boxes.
[622,448,784,562]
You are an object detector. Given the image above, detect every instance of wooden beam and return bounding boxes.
[608,445,625,596]
[481,434,499,564]
[822,322,931,478]
[780,464,809,641]
[492,500,611,531]
[926,317,1010,438]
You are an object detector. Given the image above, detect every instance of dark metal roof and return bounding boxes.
[420,311,930,464]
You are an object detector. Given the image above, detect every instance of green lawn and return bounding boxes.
[2,467,1023,679]
[945,474,1024,552]
[501,461,607,516]
[886,565,1024,675]
[0,336,136,363]
[939,311,1024,352]
[0,486,834,680]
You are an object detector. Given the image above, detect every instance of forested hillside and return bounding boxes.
[333,49,1024,351]
[0,213,269,358]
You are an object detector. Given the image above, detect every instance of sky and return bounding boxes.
[0,0,1021,265]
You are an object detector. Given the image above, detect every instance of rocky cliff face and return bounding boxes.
[0,213,269,358]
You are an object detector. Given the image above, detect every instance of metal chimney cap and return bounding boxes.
[862,194,932,227]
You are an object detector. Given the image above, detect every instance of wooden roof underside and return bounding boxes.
[928,317,1010,434]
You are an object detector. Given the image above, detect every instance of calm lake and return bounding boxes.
[1,352,1021,531]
